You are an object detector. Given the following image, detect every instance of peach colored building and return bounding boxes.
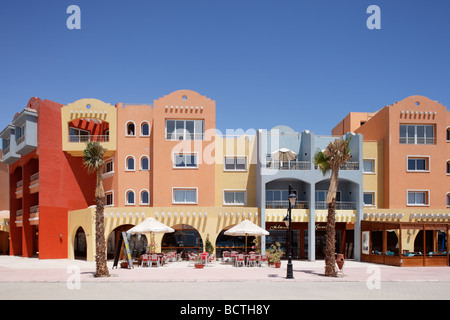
[333,95,450,266]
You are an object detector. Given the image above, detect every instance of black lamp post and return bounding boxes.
[283,184,297,279]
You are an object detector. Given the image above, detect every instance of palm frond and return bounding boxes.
[83,141,106,172]
[314,148,330,176]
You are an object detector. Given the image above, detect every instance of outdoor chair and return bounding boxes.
[150,254,160,267]
[222,251,231,263]
[188,254,196,267]
[141,254,150,267]
[235,254,245,267]
[247,254,257,267]
[207,253,216,266]
[259,254,269,267]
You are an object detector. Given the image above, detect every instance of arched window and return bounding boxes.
[126,121,135,136]
[447,160,450,175]
[140,190,150,205]
[126,156,135,171]
[126,190,135,205]
[141,122,150,136]
[140,156,149,170]
[447,127,450,141]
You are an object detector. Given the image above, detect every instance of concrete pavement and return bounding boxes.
[1,255,450,283]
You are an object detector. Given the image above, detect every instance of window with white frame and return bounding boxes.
[407,156,429,172]
[103,158,114,175]
[141,122,150,136]
[140,156,149,170]
[173,153,198,168]
[126,190,135,205]
[165,119,204,140]
[140,190,150,205]
[363,159,375,174]
[126,121,136,136]
[363,192,375,206]
[125,156,135,171]
[407,190,429,206]
[399,124,435,144]
[105,191,114,207]
[173,188,197,204]
[224,156,247,171]
[224,190,246,205]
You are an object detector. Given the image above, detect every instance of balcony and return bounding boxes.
[61,98,117,157]
[15,209,23,227]
[0,125,20,165]
[12,108,38,156]
[69,134,109,143]
[29,172,39,194]
[15,180,23,199]
[265,160,311,170]
[29,205,39,226]
[315,201,357,210]
[266,200,309,209]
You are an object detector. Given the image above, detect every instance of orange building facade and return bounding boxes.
[333,95,450,266]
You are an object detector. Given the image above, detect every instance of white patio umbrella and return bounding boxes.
[127,217,174,253]
[271,148,297,161]
[224,219,269,253]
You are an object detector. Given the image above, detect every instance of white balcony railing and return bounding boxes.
[266,200,309,209]
[266,160,311,170]
[69,135,109,143]
[315,201,356,210]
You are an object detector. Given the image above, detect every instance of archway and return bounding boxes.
[215,227,256,257]
[161,224,203,258]
[107,224,146,259]
[74,227,87,260]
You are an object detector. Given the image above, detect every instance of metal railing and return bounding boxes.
[30,172,39,182]
[69,135,109,143]
[314,162,360,171]
[399,137,435,145]
[266,160,311,170]
[315,201,356,210]
[265,200,309,209]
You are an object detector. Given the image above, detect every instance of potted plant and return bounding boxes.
[252,238,261,253]
[205,238,214,255]
[266,242,284,268]
[194,255,205,269]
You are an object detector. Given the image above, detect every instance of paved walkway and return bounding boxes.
[1,255,450,283]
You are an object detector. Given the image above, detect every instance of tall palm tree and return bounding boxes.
[83,141,110,277]
[314,137,352,277]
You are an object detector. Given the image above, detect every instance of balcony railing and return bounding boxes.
[315,201,356,210]
[16,209,23,217]
[314,162,360,171]
[399,137,435,145]
[30,172,39,182]
[266,200,309,209]
[266,160,311,170]
[30,205,39,213]
[69,135,109,143]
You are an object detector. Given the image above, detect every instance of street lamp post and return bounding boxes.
[284,184,297,279]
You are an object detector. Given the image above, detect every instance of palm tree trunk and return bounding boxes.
[95,196,109,277]
[325,168,339,277]
[325,198,337,277]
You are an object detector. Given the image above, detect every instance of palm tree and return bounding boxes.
[314,137,351,277]
[83,141,110,277]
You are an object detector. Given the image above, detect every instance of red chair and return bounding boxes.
[247,253,257,267]
[259,254,269,267]
[235,254,245,267]
[150,254,160,267]
[141,254,150,267]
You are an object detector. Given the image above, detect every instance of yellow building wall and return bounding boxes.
[214,135,257,207]
[363,140,384,208]
[68,206,260,261]
[61,98,117,157]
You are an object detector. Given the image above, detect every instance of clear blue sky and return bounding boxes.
[0,0,449,135]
